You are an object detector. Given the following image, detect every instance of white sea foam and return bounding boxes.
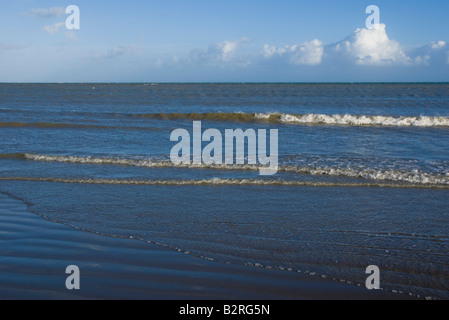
[135,112,449,127]
[255,112,449,127]
[281,166,449,185]
[21,153,449,185]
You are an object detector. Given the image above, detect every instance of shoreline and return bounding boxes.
[0,192,413,300]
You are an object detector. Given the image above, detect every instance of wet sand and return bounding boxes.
[0,192,412,300]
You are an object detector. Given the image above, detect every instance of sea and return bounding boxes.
[1,83,448,299]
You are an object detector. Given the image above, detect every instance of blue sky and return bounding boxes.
[0,0,448,82]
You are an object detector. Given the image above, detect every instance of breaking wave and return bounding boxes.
[2,153,448,186]
[132,112,449,127]
[3,114,448,129]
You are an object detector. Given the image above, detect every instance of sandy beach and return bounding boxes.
[0,192,412,300]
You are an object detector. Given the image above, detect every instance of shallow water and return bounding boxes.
[1,83,448,299]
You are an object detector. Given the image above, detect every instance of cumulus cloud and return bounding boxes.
[431,40,446,49]
[261,24,410,67]
[408,40,448,66]
[156,24,448,74]
[260,24,448,70]
[189,38,251,66]
[262,39,324,66]
[332,24,410,65]
[26,7,66,18]
[290,40,324,66]
[217,40,240,62]
[42,22,66,34]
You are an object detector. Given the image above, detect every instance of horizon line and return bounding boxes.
[1,81,449,85]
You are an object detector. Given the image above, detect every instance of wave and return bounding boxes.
[1,177,448,189]
[283,166,449,186]
[2,153,448,186]
[0,121,158,131]
[132,112,449,128]
[0,153,28,159]
[3,114,449,129]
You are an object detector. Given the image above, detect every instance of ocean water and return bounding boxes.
[1,83,448,299]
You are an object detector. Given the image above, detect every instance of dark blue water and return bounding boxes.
[1,83,448,298]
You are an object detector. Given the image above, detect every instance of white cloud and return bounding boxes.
[219,40,239,62]
[413,54,431,65]
[431,41,446,50]
[42,22,66,34]
[259,24,449,71]
[408,40,448,66]
[149,24,449,74]
[262,39,324,66]
[333,24,410,65]
[289,39,324,66]
[188,38,251,66]
[262,44,282,58]
[27,7,66,18]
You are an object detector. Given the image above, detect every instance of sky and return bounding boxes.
[0,0,448,82]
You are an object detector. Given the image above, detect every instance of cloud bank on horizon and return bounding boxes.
[1,2,448,82]
[259,24,447,67]
[173,23,448,81]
